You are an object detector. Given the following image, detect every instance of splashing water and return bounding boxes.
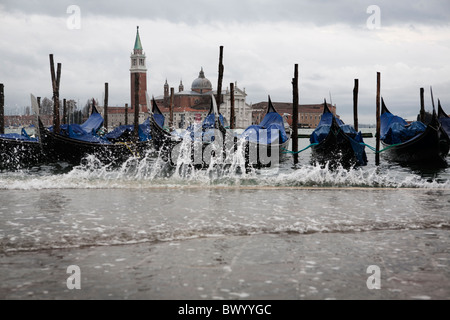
[0,144,448,190]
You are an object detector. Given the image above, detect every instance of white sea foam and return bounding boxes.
[0,153,448,190]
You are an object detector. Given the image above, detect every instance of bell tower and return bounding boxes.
[163,79,169,109]
[130,26,148,113]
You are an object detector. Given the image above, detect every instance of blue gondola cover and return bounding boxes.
[0,128,39,142]
[381,112,426,144]
[241,112,288,144]
[186,113,226,142]
[80,111,104,134]
[105,117,152,142]
[67,124,112,144]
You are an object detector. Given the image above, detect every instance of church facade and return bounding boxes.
[154,69,253,129]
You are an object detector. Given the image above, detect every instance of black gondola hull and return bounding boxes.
[381,99,449,166]
[438,103,450,138]
[311,119,367,169]
[381,125,449,165]
[0,138,45,170]
[243,134,291,168]
[39,124,153,165]
[151,95,291,169]
[239,96,292,169]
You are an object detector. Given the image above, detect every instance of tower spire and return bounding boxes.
[134,26,143,53]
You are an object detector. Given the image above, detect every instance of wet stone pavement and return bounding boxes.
[1,229,449,300]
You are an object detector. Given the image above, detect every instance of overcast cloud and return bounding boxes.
[1,0,450,124]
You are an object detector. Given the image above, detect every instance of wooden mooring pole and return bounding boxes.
[230,82,235,129]
[0,83,4,134]
[104,82,109,131]
[353,79,359,132]
[375,72,381,166]
[292,64,299,165]
[216,46,224,113]
[170,87,174,129]
[63,98,67,124]
[420,88,425,123]
[49,54,61,133]
[134,73,140,140]
[125,103,128,125]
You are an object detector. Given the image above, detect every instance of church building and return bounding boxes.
[103,27,253,130]
[154,69,253,129]
[101,27,333,131]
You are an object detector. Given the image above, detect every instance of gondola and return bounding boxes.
[155,94,227,168]
[380,98,449,165]
[438,100,450,138]
[310,100,367,169]
[0,128,44,170]
[0,94,44,170]
[239,96,291,168]
[39,103,155,165]
[147,96,181,160]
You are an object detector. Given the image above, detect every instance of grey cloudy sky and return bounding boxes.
[1,0,450,124]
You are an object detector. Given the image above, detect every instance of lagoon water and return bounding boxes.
[1,129,449,300]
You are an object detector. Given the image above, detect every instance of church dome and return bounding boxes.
[191,68,212,93]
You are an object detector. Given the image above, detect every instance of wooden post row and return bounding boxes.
[49,54,61,133]
[420,88,425,123]
[0,83,4,134]
[375,72,381,166]
[63,98,67,125]
[104,82,108,131]
[230,82,235,129]
[292,64,299,165]
[353,79,359,132]
[216,46,224,113]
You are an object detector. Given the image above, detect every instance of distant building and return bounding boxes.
[251,101,338,129]
[154,69,253,129]
[220,84,252,129]
[98,26,148,129]
[3,115,52,128]
[99,28,253,130]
